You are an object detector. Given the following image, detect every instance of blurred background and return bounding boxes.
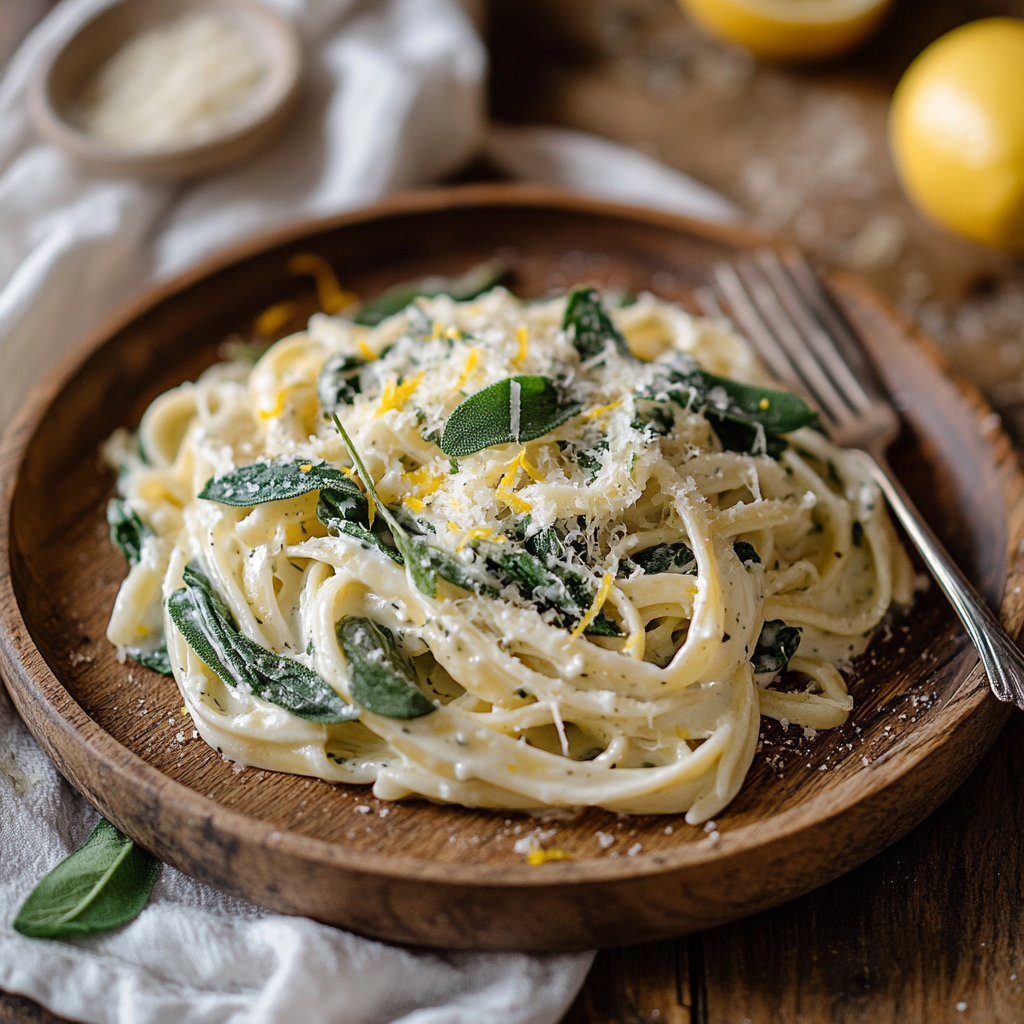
[485,0,1024,437]
[4,0,1024,436]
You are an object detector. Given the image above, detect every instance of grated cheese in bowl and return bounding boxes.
[75,12,268,152]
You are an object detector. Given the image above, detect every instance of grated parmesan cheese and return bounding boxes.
[76,13,267,151]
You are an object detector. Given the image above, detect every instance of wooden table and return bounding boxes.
[5,0,1024,1020]
[487,1,1024,1020]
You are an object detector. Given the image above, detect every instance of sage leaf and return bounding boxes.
[318,353,366,415]
[354,259,509,327]
[563,288,631,361]
[440,376,581,457]
[632,542,697,576]
[330,417,497,598]
[733,541,761,565]
[752,620,802,674]
[336,617,435,718]
[624,541,759,578]
[13,819,159,938]
[317,492,404,564]
[126,645,173,676]
[168,564,358,724]
[478,537,620,636]
[649,362,818,457]
[693,371,818,436]
[199,459,367,517]
[333,416,438,597]
[107,499,150,567]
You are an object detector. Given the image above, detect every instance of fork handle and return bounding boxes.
[856,448,1024,709]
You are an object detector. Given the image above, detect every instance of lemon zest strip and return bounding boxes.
[288,253,357,315]
[571,574,614,638]
[527,848,573,865]
[583,399,623,420]
[377,373,424,416]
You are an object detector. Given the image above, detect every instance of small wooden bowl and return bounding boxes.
[28,0,303,180]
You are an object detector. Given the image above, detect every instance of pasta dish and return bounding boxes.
[104,284,913,824]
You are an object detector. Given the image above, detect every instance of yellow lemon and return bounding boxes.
[890,18,1024,253]
[678,0,894,61]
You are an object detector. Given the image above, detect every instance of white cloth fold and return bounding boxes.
[486,123,739,224]
[0,687,592,1024]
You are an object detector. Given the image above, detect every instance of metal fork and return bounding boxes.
[703,247,1024,710]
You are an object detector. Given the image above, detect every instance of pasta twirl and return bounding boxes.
[104,286,914,824]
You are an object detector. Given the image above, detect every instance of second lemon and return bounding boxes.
[890,18,1024,254]
[678,0,894,61]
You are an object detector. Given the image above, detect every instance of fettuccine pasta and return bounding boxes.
[104,286,913,824]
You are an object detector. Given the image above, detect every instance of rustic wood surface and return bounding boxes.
[5,187,1020,957]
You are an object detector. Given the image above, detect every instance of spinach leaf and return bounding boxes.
[13,819,159,938]
[752,620,802,674]
[336,617,435,718]
[126,646,173,676]
[563,288,631,361]
[354,259,509,327]
[440,376,581,458]
[107,499,150,567]
[318,353,366,415]
[168,564,358,724]
[199,459,368,518]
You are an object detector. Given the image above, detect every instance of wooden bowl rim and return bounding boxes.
[0,183,1016,889]
[27,0,303,177]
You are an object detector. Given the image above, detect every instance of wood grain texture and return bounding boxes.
[1,185,1022,951]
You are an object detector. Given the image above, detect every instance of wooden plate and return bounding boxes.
[2,185,1023,952]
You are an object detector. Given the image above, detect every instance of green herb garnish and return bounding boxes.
[354,259,509,327]
[478,530,620,636]
[13,819,159,938]
[126,646,173,676]
[168,564,358,724]
[198,459,367,514]
[107,499,150,567]
[318,353,366,415]
[440,376,581,458]
[336,617,435,718]
[562,288,631,361]
[632,542,697,576]
[752,620,802,674]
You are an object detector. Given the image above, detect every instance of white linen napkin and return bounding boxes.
[0,2,594,1022]
[0,3,740,1021]
[486,123,739,224]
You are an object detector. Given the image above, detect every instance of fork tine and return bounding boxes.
[722,258,857,429]
[694,284,726,321]
[712,262,811,398]
[753,249,874,414]
[779,251,889,405]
